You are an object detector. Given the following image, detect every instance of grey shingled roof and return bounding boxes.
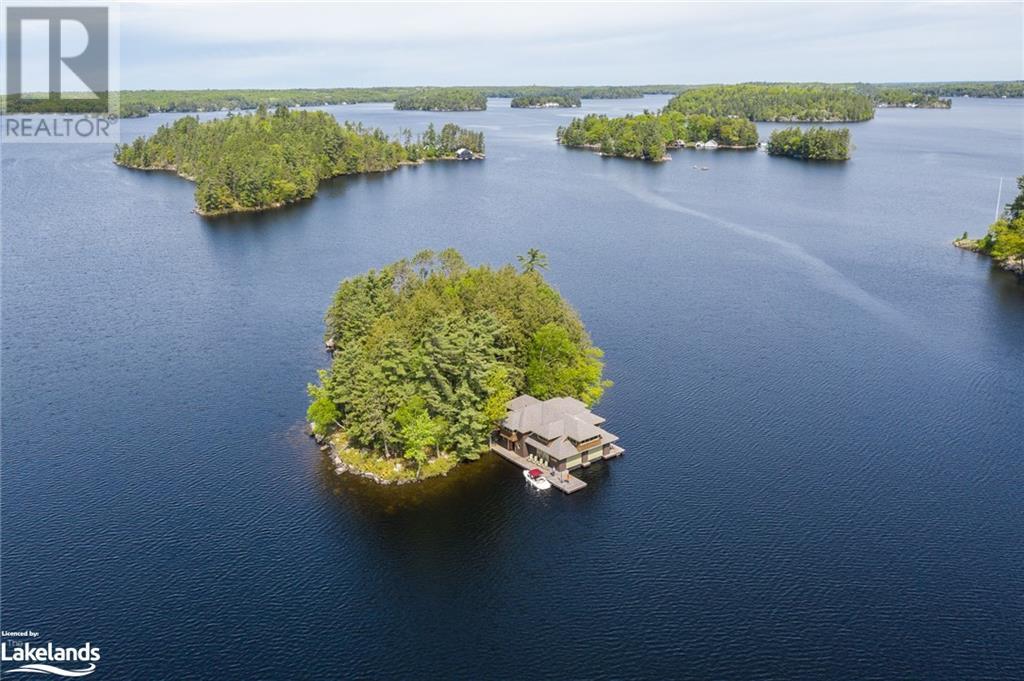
[505,394,541,411]
[502,394,617,461]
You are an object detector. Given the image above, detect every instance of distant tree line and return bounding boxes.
[890,81,1024,98]
[479,85,683,99]
[766,126,851,161]
[2,88,429,118]
[306,249,609,472]
[4,82,1020,118]
[557,111,759,161]
[394,89,488,111]
[114,106,484,215]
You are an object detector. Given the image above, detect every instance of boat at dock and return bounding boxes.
[523,468,552,490]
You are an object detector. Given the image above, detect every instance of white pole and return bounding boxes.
[995,177,1004,221]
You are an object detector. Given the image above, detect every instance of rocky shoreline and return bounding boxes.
[117,154,483,216]
[309,424,458,486]
[327,446,418,486]
[954,238,1024,277]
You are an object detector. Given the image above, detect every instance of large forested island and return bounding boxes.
[766,126,852,161]
[394,88,488,111]
[306,249,610,483]
[955,176,1024,277]
[665,83,876,122]
[114,106,484,215]
[557,111,758,161]
[510,93,582,108]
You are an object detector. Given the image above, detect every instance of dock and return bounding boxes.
[489,442,587,494]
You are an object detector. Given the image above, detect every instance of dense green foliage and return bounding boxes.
[557,110,758,161]
[114,107,483,214]
[966,176,1024,266]
[307,249,609,467]
[394,88,487,111]
[511,93,582,108]
[666,83,875,122]
[766,126,851,161]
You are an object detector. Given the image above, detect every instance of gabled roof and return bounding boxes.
[522,425,619,461]
[502,394,616,460]
[506,394,541,411]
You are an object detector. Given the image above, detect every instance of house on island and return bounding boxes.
[490,395,623,493]
[455,147,474,160]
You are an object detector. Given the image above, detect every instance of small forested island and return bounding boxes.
[955,176,1024,277]
[511,93,582,108]
[665,83,876,122]
[394,88,487,111]
[557,111,758,161]
[114,106,484,215]
[306,249,610,484]
[766,126,852,161]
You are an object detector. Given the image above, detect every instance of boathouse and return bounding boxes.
[490,395,623,493]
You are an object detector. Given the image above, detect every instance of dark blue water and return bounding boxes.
[3,97,1023,679]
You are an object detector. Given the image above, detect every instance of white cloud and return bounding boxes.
[115,1,1024,88]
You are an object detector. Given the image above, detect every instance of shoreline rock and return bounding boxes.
[310,424,456,486]
[328,448,414,486]
[117,154,483,217]
[954,239,1024,277]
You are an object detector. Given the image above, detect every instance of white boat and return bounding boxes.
[523,468,552,490]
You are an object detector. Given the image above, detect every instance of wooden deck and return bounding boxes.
[489,442,587,494]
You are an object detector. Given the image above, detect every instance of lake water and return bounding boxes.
[3,96,1023,679]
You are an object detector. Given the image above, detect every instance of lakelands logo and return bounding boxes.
[2,2,120,143]
[1,641,100,677]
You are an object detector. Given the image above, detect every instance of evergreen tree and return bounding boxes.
[309,250,609,462]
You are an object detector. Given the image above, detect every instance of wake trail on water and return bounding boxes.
[614,181,911,330]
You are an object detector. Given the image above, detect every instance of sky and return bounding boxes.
[20,1,1024,90]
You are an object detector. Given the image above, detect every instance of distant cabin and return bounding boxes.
[455,147,474,160]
